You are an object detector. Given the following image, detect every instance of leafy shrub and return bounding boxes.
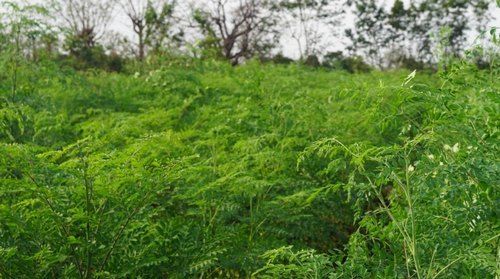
[0,52,497,278]
[323,51,372,73]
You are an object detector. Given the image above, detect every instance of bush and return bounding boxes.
[304,55,321,67]
[322,51,371,73]
[269,53,295,65]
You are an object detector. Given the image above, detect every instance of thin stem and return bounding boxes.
[82,158,94,279]
[404,153,422,279]
[98,187,152,272]
[27,173,85,279]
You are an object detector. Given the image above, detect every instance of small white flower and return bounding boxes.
[427,154,435,160]
[443,143,459,153]
[408,165,415,172]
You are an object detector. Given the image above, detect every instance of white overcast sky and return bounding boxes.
[17,0,500,58]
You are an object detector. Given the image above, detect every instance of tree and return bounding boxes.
[0,2,53,98]
[386,0,409,49]
[273,0,342,59]
[383,0,416,68]
[346,0,494,68]
[120,0,182,60]
[53,0,116,65]
[192,0,278,65]
[408,0,493,62]
[0,2,54,60]
[368,0,496,65]
[345,0,389,68]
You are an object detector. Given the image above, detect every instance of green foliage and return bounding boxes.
[291,60,499,277]
[143,0,183,53]
[62,39,125,72]
[322,51,372,73]
[254,246,335,278]
[0,43,498,278]
[346,0,494,68]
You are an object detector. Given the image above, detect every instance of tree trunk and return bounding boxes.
[138,26,145,61]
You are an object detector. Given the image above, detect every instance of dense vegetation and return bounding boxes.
[1,47,498,277]
[1,0,499,278]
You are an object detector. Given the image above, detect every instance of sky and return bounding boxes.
[18,0,500,59]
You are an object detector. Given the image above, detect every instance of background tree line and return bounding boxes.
[0,0,497,71]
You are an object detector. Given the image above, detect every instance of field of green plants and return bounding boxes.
[0,55,499,278]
